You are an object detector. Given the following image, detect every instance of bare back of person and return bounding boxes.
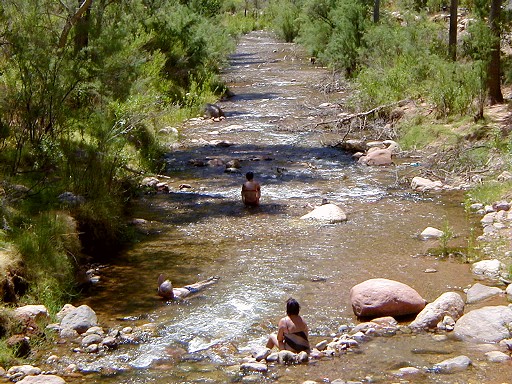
[241,172,261,206]
[266,298,310,353]
[242,181,260,205]
[279,315,310,353]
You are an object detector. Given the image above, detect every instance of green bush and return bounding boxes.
[354,15,485,116]
[423,59,483,117]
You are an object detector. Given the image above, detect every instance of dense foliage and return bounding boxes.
[0,0,244,313]
[266,0,509,117]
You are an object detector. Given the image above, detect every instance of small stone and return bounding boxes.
[493,201,510,211]
[253,348,271,361]
[240,362,268,373]
[266,352,279,362]
[419,227,444,239]
[64,363,78,373]
[85,326,104,335]
[46,355,59,364]
[297,351,309,363]
[278,350,297,364]
[85,343,99,353]
[433,355,471,373]
[396,366,422,376]
[315,340,328,351]
[469,203,484,211]
[81,333,102,347]
[100,336,118,350]
[485,350,510,362]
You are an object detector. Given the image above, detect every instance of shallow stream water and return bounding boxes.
[54,31,512,383]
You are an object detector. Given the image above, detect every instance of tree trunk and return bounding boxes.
[74,0,91,53]
[58,0,94,49]
[488,0,504,104]
[448,0,457,61]
[373,0,380,23]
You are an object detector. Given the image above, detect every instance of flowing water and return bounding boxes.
[54,31,512,383]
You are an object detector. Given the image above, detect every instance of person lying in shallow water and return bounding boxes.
[266,298,311,353]
[157,274,220,300]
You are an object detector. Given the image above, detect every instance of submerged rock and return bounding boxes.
[485,350,510,363]
[471,259,505,280]
[432,355,471,373]
[465,283,503,304]
[17,375,66,384]
[411,177,443,192]
[240,362,268,373]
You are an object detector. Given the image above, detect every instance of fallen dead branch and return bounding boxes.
[315,99,411,130]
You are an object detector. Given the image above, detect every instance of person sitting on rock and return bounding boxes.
[157,274,220,301]
[266,298,311,353]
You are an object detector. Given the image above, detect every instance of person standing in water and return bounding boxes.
[266,298,311,353]
[241,171,261,206]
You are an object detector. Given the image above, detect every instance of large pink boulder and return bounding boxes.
[350,278,426,318]
[358,148,393,166]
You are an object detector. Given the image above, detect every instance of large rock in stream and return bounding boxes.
[60,305,97,335]
[300,203,347,223]
[18,375,66,384]
[358,148,393,166]
[453,305,512,343]
[350,278,426,318]
[409,292,465,331]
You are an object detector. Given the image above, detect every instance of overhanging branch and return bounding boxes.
[58,0,93,49]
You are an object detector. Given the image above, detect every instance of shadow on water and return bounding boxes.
[228,52,266,66]
[227,91,279,102]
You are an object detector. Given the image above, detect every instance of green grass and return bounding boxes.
[399,119,460,150]
[466,180,512,206]
[13,212,79,310]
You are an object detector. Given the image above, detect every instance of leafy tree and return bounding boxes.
[0,0,235,261]
[266,0,302,42]
[297,0,370,75]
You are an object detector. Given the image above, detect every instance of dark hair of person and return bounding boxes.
[246,171,254,180]
[286,298,300,316]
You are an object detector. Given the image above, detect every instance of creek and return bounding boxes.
[56,31,511,383]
